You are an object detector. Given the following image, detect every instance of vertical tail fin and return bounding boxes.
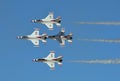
[56,23,61,26]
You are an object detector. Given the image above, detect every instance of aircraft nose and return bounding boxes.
[31,20,36,23]
[17,36,20,39]
[17,36,22,39]
[32,59,35,62]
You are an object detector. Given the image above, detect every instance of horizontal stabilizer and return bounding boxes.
[56,23,61,26]
[58,62,62,66]
[68,40,72,43]
[41,39,47,43]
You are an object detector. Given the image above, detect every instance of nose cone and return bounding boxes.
[17,36,19,39]
[31,20,36,23]
[32,59,36,62]
[17,36,22,39]
[17,36,20,39]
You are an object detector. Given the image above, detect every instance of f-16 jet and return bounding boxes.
[17,28,48,47]
[48,28,73,46]
[31,12,61,30]
[32,51,63,70]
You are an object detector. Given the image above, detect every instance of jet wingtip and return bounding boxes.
[50,51,55,53]
[49,12,54,14]
[34,28,40,31]
[50,67,55,70]
[34,45,39,47]
[49,28,54,30]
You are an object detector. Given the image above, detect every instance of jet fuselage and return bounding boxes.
[48,35,72,40]
[33,58,62,63]
[17,35,47,40]
[32,19,61,24]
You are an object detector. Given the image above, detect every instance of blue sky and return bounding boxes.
[1,0,120,81]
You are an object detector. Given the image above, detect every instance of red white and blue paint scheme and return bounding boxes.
[17,28,48,47]
[32,51,63,70]
[31,12,61,30]
[48,28,73,46]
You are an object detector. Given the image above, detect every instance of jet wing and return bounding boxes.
[60,39,65,46]
[45,23,53,29]
[46,51,55,60]
[30,39,39,46]
[46,62,55,70]
[45,12,53,20]
[56,37,62,43]
[31,29,39,36]
[56,37,65,46]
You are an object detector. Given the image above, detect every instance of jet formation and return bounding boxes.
[17,12,73,70]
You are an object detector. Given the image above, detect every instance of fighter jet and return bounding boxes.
[32,51,63,70]
[17,28,48,47]
[48,28,73,46]
[31,12,61,30]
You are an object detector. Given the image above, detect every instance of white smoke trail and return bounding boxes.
[76,22,120,25]
[70,59,120,64]
[78,38,120,43]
